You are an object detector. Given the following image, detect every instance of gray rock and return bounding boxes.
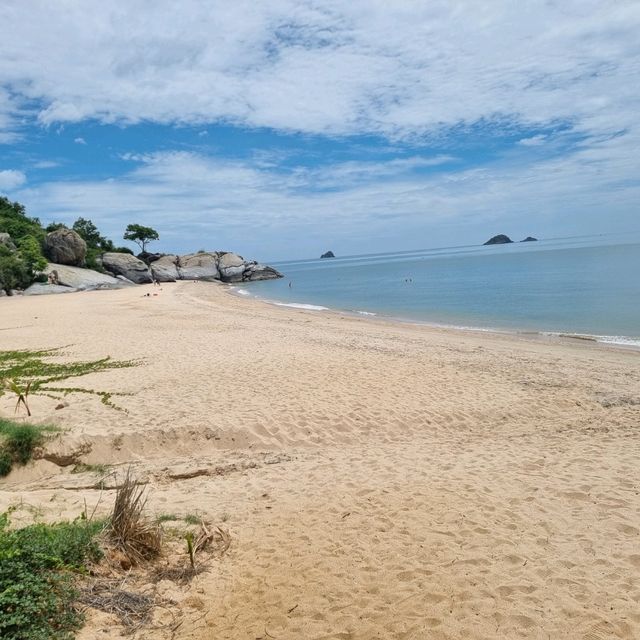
[24,283,77,296]
[0,289,6,297]
[151,255,179,282]
[44,228,87,265]
[177,252,220,281]
[45,263,131,290]
[218,252,246,282]
[102,252,153,284]
[244,264,284,281]
[0,232,16,251]
[320,251,335,259]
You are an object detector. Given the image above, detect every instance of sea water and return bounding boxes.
[236,233,640,347]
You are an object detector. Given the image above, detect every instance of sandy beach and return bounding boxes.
[1,281,639,640]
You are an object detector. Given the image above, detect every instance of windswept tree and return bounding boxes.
[123,224,159,254]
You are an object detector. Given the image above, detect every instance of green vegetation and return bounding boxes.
[0,510,103,640]
[123,223,159,253]
[0,347,137,412]
[0,196,137,292]
[155,513,180,523]
[70,462,111,475]
[0,197,48,293]
[184,513,201,526]
[0,420,57,477]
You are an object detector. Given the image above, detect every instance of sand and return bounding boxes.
[0,281,639,639]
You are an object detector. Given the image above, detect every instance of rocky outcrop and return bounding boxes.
[218,252,245,283]
[150,255,180,282]
[24,283,78,296]
[521,236,538,242]
[177,252,220,281]
[44,263,132,290]
[484,234,513,245]
[102,252,153,284]
[44,228,87,265]
[243,263,282,281]
[0,232,16,251]
[321,251,335,259]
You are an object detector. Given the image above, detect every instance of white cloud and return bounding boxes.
[0,169,26,191]
[0,1,638,141]
[14,135,639,259]
[518,135,546,147]
[74,137,86,145]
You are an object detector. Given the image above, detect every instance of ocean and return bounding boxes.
[235,233,640,348]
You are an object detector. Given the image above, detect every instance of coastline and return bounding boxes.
[1,280,639,639]
[228,283,640,352]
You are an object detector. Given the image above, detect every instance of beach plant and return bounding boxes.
[0,509,103,640]
[1,378,32,416]
[0,347,137,413]
[107,470,162,564]
[0,420,57,477]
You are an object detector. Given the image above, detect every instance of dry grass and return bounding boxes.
[107,469,162,564]
[79,578,159,630]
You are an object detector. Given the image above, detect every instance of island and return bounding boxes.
[320,251,335,259]
[483,234,513,245]
[520,236,538,242]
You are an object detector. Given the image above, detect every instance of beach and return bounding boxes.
[1,281,639,639]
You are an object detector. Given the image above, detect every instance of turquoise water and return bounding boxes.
[237,234,640,347]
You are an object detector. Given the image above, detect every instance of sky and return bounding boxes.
[0,1,639,261]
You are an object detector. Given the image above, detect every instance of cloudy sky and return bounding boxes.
[1,1,639,260]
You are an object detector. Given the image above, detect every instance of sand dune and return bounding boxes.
[1,281,639,639]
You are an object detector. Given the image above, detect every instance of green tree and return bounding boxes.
[72,218,102,248]
[0,247,29,293]
[0,197,44,244]
[123,223,159,253]
[17,236,47,274]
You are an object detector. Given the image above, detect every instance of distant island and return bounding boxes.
[484,234,538,245]
[320,251,335,259]
[484,234,513,245]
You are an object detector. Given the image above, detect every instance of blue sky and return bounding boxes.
[0,1,639,260]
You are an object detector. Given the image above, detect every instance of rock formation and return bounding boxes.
[484,234,513,245]
[321,251,335,258]
[521,236,538,242]
[0,232,16,251]
[44,228,87,265]
[177,252,220,281]
[44,263,133,290]
[150,255,180,282]
[102,252,153,284]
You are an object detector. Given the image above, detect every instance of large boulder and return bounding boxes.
[150,255,179,282]
[177,252,220,281]
[244,263,284,281]
[44,228,87,265]
[0,232,16,251]
[102,252,152,284]
[24,283,77,296]
[45,263,131,290]
[320,251,335,259]
[217,252,246,283]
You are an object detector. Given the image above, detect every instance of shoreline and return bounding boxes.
[1,280,640,639]
[227,283,640,353]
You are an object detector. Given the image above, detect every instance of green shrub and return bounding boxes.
[0,512,103,640]
[0,247,30,292]
[0,420,56,476]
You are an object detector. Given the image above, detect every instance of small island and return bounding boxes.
[320,251,335,259]
[484,234,513,245]
[520,236,538,242]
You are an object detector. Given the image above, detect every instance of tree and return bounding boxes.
[123,224,159,253]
